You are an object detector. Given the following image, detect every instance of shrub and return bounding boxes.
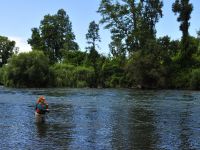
[0,67,3,84]
[171,69,191,89]
[73,66,94,87]
[2,51,50,87]
[50,64,94,87]
[190,69,200,90]
[50,63,75,87]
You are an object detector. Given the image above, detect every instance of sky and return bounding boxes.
[0,0,200,55]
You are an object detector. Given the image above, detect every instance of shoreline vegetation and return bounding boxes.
[0,1,200,90]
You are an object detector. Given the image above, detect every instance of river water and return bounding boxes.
[0,86,200,150]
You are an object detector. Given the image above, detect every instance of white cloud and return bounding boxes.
[8,36,32,53]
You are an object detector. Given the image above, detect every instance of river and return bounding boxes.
[0,86,200,149]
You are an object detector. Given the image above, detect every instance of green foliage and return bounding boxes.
[172,0,193,64]
[0,68,2,84]
[50,63,75,87]
[1,5,200,90]
[28,9,79,63]
[101,58,125,88]
[27,28,44,50]
[109,38,126,58]
[86,47,101,87]
[0,36,16,67]
[171,69,191,89]
[62,50,87,66]
[0,67,6,84]
[98,0,163,54]
[50,63,94,88]
[126,39,174,89]
[85,21,102,87]
[127,52,159,88]
[157,36,180,57]
[190,69,200,90]
[86,21,100,49]
[172,0,193,38]
[87,47,100,66]
[1,51,50,87]
[73,66,94,87]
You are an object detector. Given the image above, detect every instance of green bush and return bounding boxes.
[101,59,125,88]
[171,69,191,89]
[126,52,162,88]
[76,81,87,88]
[108,75,121,88]
[73,66,94,87]
[50,64,94,87]
[50,63,75,87]
[0,67,3,84]
[2,51,50,87]
[190,69,200,90]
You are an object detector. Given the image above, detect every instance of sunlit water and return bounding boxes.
[0,86,200,149]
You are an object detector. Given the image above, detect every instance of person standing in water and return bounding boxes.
[35,96,49,122]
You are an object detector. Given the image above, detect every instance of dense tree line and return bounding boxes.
[1,0,200,89]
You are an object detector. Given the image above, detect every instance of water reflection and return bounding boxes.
[129,108,157,150]
[109,91,158,150]
[36,122,48,137]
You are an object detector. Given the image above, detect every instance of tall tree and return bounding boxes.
[172,0,193,61]
[0,36,16,67]
[28,9,79,63]
[86,21,101,49]
[98,0,163,54]
[86,21,101,87]
[140,0,163,44]
[28,28,44,50]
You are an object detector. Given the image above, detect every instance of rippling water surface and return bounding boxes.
[0,86,200,149]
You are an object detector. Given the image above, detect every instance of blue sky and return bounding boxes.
[0,0,200,55]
